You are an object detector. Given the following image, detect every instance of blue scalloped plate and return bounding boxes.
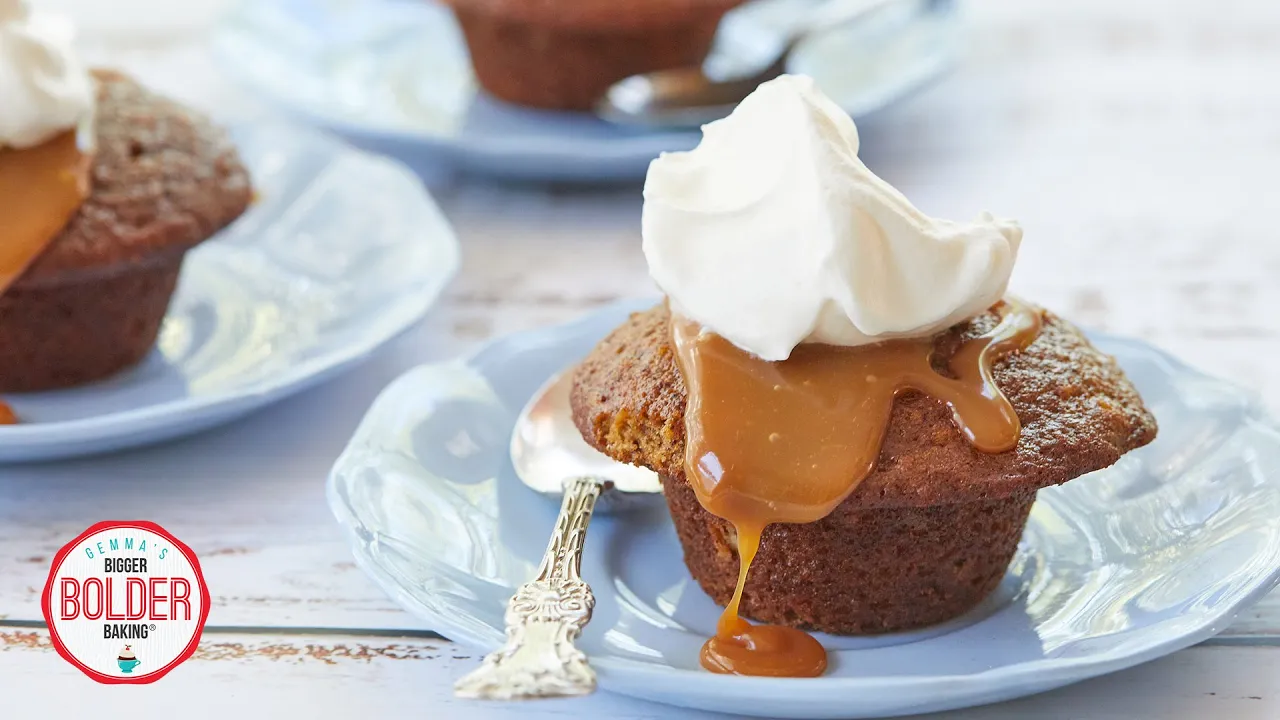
[329,300,1280,718]
[214,0,960,180]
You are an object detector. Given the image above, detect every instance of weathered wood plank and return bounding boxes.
[2,627,1278,719]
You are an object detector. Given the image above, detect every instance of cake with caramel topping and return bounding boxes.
[0,3,249,410]
[0,25,252,407]
[566,75,1157,677]
[0,71,250,394]
[572,302,1156,634]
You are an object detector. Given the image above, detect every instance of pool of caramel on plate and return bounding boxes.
[0,130,93,424]
[671,299,1043,677]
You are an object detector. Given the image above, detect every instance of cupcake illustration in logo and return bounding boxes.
[117,645,140,673]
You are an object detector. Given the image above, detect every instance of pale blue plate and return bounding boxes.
[214,0,961,180]
[0,124,459,463]
[329,300,1280,718]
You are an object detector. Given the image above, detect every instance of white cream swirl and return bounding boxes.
[0,0,94,149]
[642,75,1022,361]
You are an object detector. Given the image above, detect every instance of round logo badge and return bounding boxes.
[41,521,210,684]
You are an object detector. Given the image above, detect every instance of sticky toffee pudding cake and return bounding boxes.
[572,302,1155,671]
[0,67,250,418]
[568,76,1158,677]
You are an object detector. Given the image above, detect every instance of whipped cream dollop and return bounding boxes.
[0,0,94,149]
[642,75,1022,361]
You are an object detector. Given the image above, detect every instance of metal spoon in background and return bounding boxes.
[596,0,911,129]
[454,370,663,700]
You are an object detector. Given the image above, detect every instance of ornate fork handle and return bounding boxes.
[454,476,605,700]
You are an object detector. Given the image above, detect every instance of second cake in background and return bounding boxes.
[443,0,745,111]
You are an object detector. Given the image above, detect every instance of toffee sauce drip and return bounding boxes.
[0,129,93,425]
[672,299,1043,678]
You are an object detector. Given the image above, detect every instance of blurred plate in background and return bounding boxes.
[213,0,960,181]
[0,124,459,463]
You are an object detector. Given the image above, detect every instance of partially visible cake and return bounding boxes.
[0,71,251,392]
[443,0,744,110]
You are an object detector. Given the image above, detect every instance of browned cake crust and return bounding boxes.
[446,0,743,111]
[571,303,1157,509]
[570,303,1157,634]
[0,70,251,392]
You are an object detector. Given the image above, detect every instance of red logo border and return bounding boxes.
[41,520,211,685]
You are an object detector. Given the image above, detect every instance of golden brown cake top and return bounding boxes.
[443,0,745,30]
[570,303,1157,509]
[15,70,252,288]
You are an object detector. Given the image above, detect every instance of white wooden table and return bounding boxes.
[4,0,1280,717]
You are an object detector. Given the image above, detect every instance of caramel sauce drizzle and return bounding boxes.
[672,299,1043,678]
[0,130,94,424]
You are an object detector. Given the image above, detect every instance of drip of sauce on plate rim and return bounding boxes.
[671,299,1043,678]
[0,129,93,424]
